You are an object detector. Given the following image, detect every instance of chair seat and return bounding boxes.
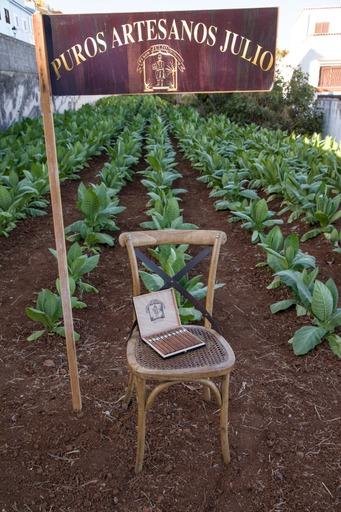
[127,325,235,380]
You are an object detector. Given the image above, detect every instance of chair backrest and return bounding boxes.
[119,229,227,329]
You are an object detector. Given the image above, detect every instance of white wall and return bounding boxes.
[286,7,341,91]
[0,0,34,45]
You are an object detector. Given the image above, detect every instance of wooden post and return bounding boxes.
[33,13,82,412]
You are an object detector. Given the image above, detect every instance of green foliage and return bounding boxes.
[301,193,341,241]
[231,198,283,243]
[99,123,144,194]
[324,228,341,254]
[49,242,100,294]
[289,278,341,357]
[258,227,316,289]
[169,104,340,251]
[141,195,197,230]
[25,278,85,342]
[65,182,125,251]
[273,268,319,316]
[0,97,141,236]
[139,111,215,324]
[195,67,323,135]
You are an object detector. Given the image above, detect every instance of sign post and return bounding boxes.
[33,13,82,412]
[33,7,277,411]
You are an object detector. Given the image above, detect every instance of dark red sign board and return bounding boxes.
[42,8,278,96]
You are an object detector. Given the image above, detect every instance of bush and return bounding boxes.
[196,67,323,136]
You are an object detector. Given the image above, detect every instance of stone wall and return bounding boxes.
[0,33,103,131]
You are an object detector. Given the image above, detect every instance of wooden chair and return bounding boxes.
[119,229,235,473]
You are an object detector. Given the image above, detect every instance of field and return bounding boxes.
[0,97,340,511]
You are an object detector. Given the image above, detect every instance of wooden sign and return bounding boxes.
[42,8,278,96]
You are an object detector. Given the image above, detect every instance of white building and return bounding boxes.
[0,0,35,45]
[286,6,341,95]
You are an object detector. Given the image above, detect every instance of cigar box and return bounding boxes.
[133,288,206,358]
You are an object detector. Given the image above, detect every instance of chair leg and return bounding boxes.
[122,371,134,409]
[134,376,147,474]
[203,383,211,402]
[220,373,231,465]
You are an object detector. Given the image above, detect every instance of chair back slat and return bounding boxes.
[119,229,226,248]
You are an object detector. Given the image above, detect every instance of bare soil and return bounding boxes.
[0,148,340,512]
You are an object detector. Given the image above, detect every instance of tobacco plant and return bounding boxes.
[301,193,341,241]
[258,227,316,289]
[65,183,125,251]
[230,198,283,243]
[270,268,319,316]
[25,278,85,341]
[289,278,341,358]
[49,242,100,294]
[141,195,197,230]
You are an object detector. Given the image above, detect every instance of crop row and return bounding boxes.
[169,106,341,252]
[25,99,148,342]
[137,108,215,324]
[169,105,341,358]
[0,97,140,237]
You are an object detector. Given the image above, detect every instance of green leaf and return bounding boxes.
[325,278,339,311]
[90,233,114,246]
[276,270,300,289]
[48,248,57,259]
[79,282,98,294]
[284,233,299,260]
[314,211,329,227]
[329,309,341,329]
[292,326,327,355]
[54,326,66,338]
[25,307,50,327]
[0,185,12,210]
[139,271,164,292]
[330,210,341,223]
[296,281,312,309]
[178,306,202,322]
[254,199,268,224]
[301,228,323,242]
[240,189,258,200]
[266,226,283,252]
[68,242,83,262]
[327,334,341,358]
[27,330,46,341]
[266,276,281,289]
[79,187,100,220]
[296,304,307,317]
[311,280,334,323]
[270,299,296,314]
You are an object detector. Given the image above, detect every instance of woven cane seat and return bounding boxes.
[128,325,235,378]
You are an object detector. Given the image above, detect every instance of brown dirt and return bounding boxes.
[0,147,340,512]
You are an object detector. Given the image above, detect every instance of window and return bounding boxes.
[23,19,27,31]
[15,16,19,27]
[314,22,330,35]
[319,66,341,90]
[4,8,10,24]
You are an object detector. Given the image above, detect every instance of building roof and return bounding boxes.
[9,0,35,15]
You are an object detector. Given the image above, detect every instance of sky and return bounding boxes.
[47,0,341,48]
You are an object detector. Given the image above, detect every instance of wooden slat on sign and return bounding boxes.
[33,13,82,412]
[42,8,278,96]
